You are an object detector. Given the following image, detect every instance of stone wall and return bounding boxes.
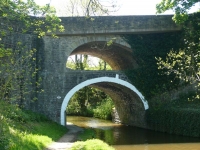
[57,15,181,35]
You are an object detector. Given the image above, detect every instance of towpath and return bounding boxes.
[45,122,83,150]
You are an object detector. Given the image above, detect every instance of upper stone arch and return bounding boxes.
[60,75,149,126]
[65,35,138,70]
[65,35,131,53]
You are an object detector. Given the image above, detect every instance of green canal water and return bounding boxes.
[67,116,200,150]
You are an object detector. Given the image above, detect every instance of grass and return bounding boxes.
[6,121,67,150]
[0,100,67,150]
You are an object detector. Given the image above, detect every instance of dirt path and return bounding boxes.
[45,122,83,150]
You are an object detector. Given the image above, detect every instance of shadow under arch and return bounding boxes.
[68,41,138,70]
[60,75,149,126]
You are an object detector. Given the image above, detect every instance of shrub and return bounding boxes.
[67,95,114,120]
[70,139,115,150]
[93,98,114,120]
[147,106,200,137]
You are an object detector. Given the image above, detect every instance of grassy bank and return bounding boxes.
[0,101,67,150]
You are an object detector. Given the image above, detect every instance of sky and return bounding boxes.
[33,0,200,16]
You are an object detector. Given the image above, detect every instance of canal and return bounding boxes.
[67,116,200,150]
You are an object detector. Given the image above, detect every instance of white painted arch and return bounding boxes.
[61,74,149,126]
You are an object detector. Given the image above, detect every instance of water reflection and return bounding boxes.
[67,116,200,150]
[114,143,200,150]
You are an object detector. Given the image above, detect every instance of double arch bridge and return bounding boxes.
[27,15,180,128]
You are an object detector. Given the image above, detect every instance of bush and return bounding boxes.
[67,94,114,120]
[93,98,114,120]
[147,106,200,137]
[0,101,49,123]
[70,139,115,150]
[67,98,82,116]
[124,32,182,99]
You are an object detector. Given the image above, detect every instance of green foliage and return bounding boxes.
[93,97,114,120]
[98,59,112,70]
[0,46,38,105]
[0,0,64,106]
[124,32,182,99]
[0,100,67,150]
[0,0,64,38]
[156,0,199,24]
[156,0,200,107]
[66,55,112,70]
[157,13,200,100]
[67,87,114,120]
[67,97,83,116]
[147,103,200,137]
[0,101,48,123]
[156,0,200,100]
[70,139,115,150]
[147,91,200,137]
[67,87,98,116]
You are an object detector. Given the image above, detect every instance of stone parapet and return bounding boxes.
[57,15,181,36]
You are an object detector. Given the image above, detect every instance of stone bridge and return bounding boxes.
[26,15,181,128]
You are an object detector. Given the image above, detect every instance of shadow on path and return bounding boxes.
[45,122,83,150]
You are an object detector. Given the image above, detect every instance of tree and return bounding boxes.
[156,0,199,24]
[0,0,64,105]
[156,0,200,100]
[55,0,118,16]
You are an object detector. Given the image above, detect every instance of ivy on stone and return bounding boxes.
[0,0,64,105]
